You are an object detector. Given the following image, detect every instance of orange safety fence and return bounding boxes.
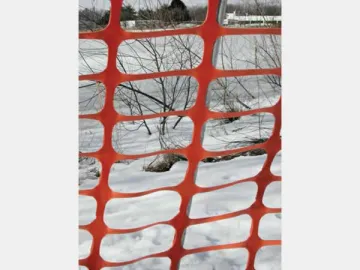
[79,0,281,269]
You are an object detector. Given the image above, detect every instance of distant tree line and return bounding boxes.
[80,0,193,28]
[79,0,281,31]
[98,4,137,25]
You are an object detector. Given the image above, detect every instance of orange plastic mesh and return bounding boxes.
[79,0,281,269]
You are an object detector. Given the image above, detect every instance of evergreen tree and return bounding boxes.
[167,0,191,22]
[97,4,137,26]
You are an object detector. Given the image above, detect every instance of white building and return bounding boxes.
[224,11,281,26]
[120,20,136,29]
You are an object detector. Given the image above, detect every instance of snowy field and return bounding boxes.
[79,35,281,269]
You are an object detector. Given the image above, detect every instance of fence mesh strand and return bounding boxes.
[79,0,281,269]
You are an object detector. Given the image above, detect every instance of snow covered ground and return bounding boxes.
[79,153,281,269]
[79,34,280,76]
[79,36,281,269]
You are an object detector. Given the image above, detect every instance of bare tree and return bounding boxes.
[79,0,281,167]
[114,33,202,135]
